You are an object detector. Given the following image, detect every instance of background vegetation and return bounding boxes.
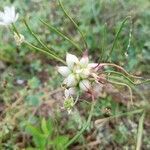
[0,0,149,149]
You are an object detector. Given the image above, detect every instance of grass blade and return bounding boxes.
[25,41,66,64]
[58,0,87,50]
[105,16,131,62]
[136,111,145,150]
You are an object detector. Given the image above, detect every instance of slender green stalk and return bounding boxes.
[95,109,143,127]
[64,102,95,148]
[105,16,131,62]
[12,23,20,37]
[136,111,145,150]
[100,63,142,79]
[40,19,82,52]
[58,0,87,50]
[105,70,150,85]
[24,19,55,55]
[25,41,66,64]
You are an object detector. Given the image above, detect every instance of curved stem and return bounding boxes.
[25,41,66,64]
[58,0,87,50]
[104,70,150,85]
[64,101,95,148]
[99,63,142,79]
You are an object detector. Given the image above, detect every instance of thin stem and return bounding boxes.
[58,0,87,50]
[24,19,55,55]
[12,23,20,37]
[105,70,150,85]
[136,111,145,150]
[64,101,95,148]
[99,63,142,79]
[25,41,66,64]
[40,19,82,52]
[95,108,143,125]
[105,16,131,62]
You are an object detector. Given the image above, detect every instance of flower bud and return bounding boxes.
[66,53,79,68]
[58,66,70,77]
[64,74,77,87]
[64,97,74,113]
[14,33,24,46]
[79,80,91,91]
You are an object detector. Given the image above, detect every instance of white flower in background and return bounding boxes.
[14,32,25,46]
[0,6,19,26]
[58,53,98,93]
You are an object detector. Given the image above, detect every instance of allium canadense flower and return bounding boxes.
[0,6,19,26]
[58,53,98,112]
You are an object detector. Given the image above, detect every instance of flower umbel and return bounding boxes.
[0,6,19,26]
[58,53,98,112]
[58,53,98,91]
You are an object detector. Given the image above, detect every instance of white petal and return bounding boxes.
[0,12,4,18]
[81,68,90,78]
[66,74,77,87]
[0,6,18,26]
[68,87,76,95]
[64,89,70,98]
[79,80,91,91]
[15,13,19,22]
[58,66,70,77]
[80,55,89,67]
[64,87,76,98]
[66,53,79,68]
[88,63,98,69]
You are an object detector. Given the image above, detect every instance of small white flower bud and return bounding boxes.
[14,32,24,46]
[65,74,77,87]
[79,80,91,91]
[80,55,89,68]
[66,53,79,68]
[58,66,70,77]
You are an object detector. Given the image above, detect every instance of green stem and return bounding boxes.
[25,41,66,64]
[24,19,55,55]
[12,23,20,37]
[105,70,150,85]
[64,102,95,148]
[108,109,143,120]
[105,16,131,62]
[136,111,145,150]
[40,19,82,52]
[58,0,87,50]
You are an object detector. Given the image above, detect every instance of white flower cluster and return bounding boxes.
[0,6,18,26]
[58,53,98,111]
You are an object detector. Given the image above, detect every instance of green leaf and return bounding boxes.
[28,77,41,89]
[26,124,46,149]
[41,118,49,136]
[54,136,69,150]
